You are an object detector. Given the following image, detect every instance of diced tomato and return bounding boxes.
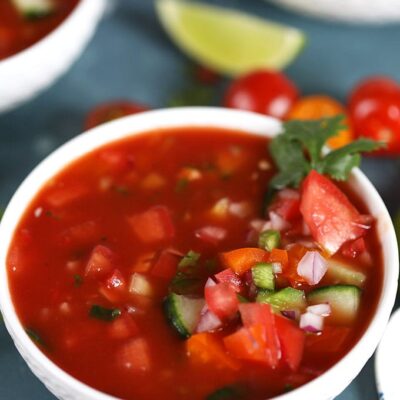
[85,245,114,278]
[150,250,178,280]
[45,183,89,208]
[186,332,240,371]
[205,283,239,320]
[268,189,301,221]
[58,221,101,248]
[300,171,371,255]
[341,237,367,259]
[220,248,268,275]
[128,206,175,244]
[99,269,127,303]
[98,149,135,174]
[214,269,243,293]
[268,248,289,269]
[275,315,305,371]
[239,303,280,368]
[108,314,139,340]
[305,326,350,354]
[117,337,151,372]
[223,325,269,364]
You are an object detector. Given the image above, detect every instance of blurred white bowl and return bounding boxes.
[268,0,400,23]
[0,0,106,113]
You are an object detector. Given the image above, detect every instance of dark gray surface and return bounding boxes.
[1,0,400,398]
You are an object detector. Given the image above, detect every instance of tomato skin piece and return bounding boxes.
[205,282,239,319]
[186,332,240,370]
[219,248,268,275]
[268,189,301,221]
[348,76,400,155]
[85,101,149,130]
[275,315,305,371]
[85,245,114,279]
[99,269,127,303]
[287,95,353,149]
[128,206,175,244]
[223,70,298,119]
[300,170,370,255]
[341,237,366,259]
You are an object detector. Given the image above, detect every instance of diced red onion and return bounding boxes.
[281,310,300,320]
[195,226,227,245]
[196,305,223,333]
[271,262,282,274]
[300,312,324,333]
[229,201,251,218]
[243,270,257,300]
[297,251,328,285]
[279,188,300,200]
[307,303,331,317]
[269,211,291,232]
[205,277,216,288]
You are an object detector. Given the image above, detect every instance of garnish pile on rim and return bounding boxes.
[7,119,383,399]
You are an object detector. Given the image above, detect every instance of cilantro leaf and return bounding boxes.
[268,116,384,190]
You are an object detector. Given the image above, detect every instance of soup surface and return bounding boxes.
[7,127,382,399]
[0,0,79,60]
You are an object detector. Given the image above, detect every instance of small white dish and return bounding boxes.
[375,307,400,399]
[0,0,106,113]
[267,0,400,24]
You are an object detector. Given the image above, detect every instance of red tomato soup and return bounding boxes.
[7,127,382,399]
[0,0,79,61]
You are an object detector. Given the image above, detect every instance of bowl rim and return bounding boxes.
[0,107,397,400]
[0,0,96,68]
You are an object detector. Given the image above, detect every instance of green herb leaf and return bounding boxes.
[178,250,201,268]
[89,305,121,321]
[269,116,384,190]
[206,385,245,400]
[25,328,46,347]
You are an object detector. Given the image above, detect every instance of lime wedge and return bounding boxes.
[156,0,306,76]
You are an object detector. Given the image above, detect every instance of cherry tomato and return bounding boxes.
[348,76,400,155]
[223,70,298,119]
[287,95,353,149]
[85,101,149,130]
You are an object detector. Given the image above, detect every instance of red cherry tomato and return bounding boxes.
[223,70,299,119]
[348,76,400,155]
[85,101,149,130]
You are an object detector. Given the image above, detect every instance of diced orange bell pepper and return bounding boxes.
[186,332,240,371]
[268,248,289,269]
[219,248,268,275]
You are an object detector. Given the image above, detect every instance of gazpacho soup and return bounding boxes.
[7,120,383,399]
[0,0,79,61]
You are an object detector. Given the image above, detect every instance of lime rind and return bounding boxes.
[156,0,306,76]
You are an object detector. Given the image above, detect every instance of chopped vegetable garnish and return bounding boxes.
[25,327,46,347]
[269,116,384,190]
[258,229,280,251]
[251,263,274,290]
[206,385,244,400]
[178,250,201,268]
[89,305,121,322]
[73,274,83,287]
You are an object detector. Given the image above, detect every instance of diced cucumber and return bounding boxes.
[325,259,366,287]
[12,0,55,20]
[164,293,205,338]
[252,262,274,290]
[258,229,280,251]
[307,285,361,325]
[255,289,274,303]
[256,287,306,312]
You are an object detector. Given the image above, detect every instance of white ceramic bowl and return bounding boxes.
[0,0,106,113]
[267,0,400,24]
[0,107,397,400]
